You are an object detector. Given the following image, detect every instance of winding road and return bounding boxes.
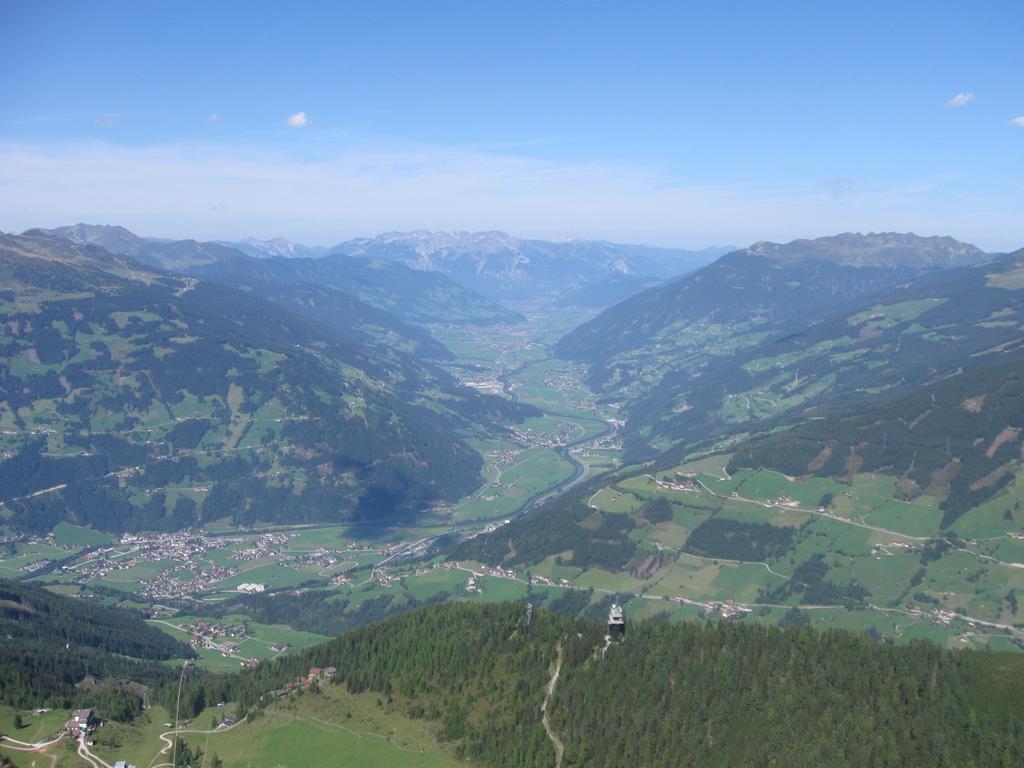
[147,717,247,768]
[541,642,565,768]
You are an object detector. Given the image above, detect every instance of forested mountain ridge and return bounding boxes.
[620,246,1024,458]
[329,229,730,301]
[190,249,522,326]
[0,578,190,661]
[556,233,988,393]
[727,358,1024,527]
[0,578,191,710]
[36,223,245,272]
[38,223,522,327]
[174,601,1024,768]
[36,230,459,360]
[3,229,153,285]
[0,231,535,534]
[183,270,453,359]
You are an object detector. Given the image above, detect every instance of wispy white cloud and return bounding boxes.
[817,177,856,198]
[286,112,308,128]
[208,113,221,123]
[945,92,975,109]
[1011,116,1024,127]
[0,138,1018,251]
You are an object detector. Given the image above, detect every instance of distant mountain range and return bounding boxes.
[39,223,242,271]
[215,236,328,260]
[190,249,523,327]
[329,230,732,300]
[32,224,522,327]
[37,224,729,308]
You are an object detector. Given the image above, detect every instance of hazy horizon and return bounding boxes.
[2,1,1022,251]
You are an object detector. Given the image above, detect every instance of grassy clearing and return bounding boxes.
[193,685,466,768]
[51,522,114,547]
[0,706,70,743]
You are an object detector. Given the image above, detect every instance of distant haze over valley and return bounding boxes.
[37,223,735,303]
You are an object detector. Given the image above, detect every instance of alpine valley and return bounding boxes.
[4,226,1024,768]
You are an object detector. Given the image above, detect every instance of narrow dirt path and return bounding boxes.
[541,642,565,768]
[77,733,111,768]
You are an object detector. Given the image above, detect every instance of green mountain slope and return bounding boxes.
[0,578,192,709]
[37,223,244,271]
[38,223,522,326]
[625,247,1024,458]
[190,272,454,359]
[558,233,984,370]
[35,225,462,358]
[176,602,1024,767]
[0,231,535,534]
[452,349,1024,650]
[555,233,990,456]
[192,250,523,326]
[729,359,1024,527]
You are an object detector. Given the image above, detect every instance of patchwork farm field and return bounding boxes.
[558,458,1024,650]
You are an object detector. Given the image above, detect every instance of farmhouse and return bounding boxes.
[67,708,97,737]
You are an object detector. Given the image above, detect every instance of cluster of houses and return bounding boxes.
[671,595,753,619]
[509,421,579,451]
[373,567,400,589]
[266,666,338,700]
[455,563,523,593]
[62,531,244,600]
[903,603,956,626]
[19,558,53,574]
[655,474,698,492]
[488,446,524,472]
[541,367,601,413]
[872,540,920,558]
[188,619,247,646]
[529,573,573,589]
[233,533,292,561]
[571,419,624,457]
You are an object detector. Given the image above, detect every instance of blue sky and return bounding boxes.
[1,0,1021,249]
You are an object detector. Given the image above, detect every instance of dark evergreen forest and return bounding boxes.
[0,579,192,711]
[172,602,1024,768]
